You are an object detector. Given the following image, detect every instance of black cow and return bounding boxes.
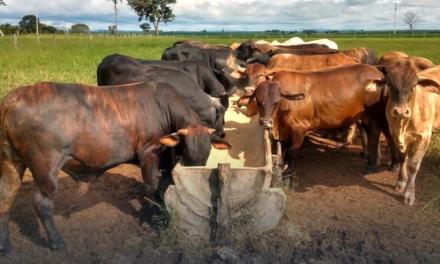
[0,81,230,254]
[97,54,227,137]
[135,58,230,107]
[161,46,246,93]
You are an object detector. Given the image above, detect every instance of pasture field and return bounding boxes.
[0,36,440,263]
[1,35,439,158]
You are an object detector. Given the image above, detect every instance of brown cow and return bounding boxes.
[379,51,435,72]
[341,48,377,65]
[241,64,400,178]
[380,63,440,205]
[267,53,360,71]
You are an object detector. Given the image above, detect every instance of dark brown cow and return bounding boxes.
[380,62,440,205]
[173,40,231,50]
[241,64,400,177]
[0,82,230,254]
[233,40,339,62]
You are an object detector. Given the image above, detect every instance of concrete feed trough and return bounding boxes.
[164,95,286,242]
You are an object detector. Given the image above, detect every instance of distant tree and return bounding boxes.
[127,0,176,36]
[108,0,122,34]
[41,24,58,34]
[303,29,317,35]
[71,24,90,34]
[0,23,18,35]
[404,11,419,36]
[139,22,150,33]
[18,15,39,34]
[0,0,5,36]
[108,25,117,35]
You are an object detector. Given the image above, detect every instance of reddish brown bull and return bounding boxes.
[0,81,230,254]
[241,64,400,179]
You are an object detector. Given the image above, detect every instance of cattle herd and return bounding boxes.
[0,38,439,254]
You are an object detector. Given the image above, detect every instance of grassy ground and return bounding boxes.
[0,35,439,160]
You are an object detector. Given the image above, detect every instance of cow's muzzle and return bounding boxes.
[244,86,255,96]
[259,118,273,128]
[392,107,411,119]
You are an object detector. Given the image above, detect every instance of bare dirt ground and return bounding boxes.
[2,98,440,264]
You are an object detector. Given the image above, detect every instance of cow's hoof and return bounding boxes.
[388,163,399,172]
[0,239,11,256]
[49,238,66,251]
[363,166,378,175]
[359,152,368,159]
[403,192,415,206]
[395,181,406,193]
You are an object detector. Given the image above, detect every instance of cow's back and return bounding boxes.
[271,64,384,131]
[268,53,359,71]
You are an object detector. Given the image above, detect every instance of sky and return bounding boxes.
[0,0,439,32]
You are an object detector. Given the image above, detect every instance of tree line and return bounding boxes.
[0,0,176,36]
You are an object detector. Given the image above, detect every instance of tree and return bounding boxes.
[0,23,18,35]
[17,15,59,34]
[108,0,122,34]
[18,15,39,34]
[139,22,150,33]
[70,24,90,34]
[108,25,117,35]
[404,11,419,36]
[0,0,6,36]
[127,0,176,36]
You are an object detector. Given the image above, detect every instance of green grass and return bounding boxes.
[0,35,439,163]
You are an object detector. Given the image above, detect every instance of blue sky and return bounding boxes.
[0,0,439,31]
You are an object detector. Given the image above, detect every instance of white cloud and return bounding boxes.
[0,0,439,31]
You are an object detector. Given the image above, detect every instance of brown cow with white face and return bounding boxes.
[381,63,440,205]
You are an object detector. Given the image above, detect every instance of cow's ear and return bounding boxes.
[231,69,246,79]
[177,128,189,136]
[418,78,440,94]
[211,139,231,150]
[377,65,387,75]
[237,95,252,107]
[244,98,259,117]
[281,92,305,101]
[230,42,241,50]
[160,133,180,147]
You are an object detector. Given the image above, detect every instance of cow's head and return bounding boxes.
[231,63,270,95]
[160,125,231,165]
[380,63,440,152]
[252,81,305,128]
[213,57,246,94]
[344,48,377,65]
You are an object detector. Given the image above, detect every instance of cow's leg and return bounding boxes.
[364,119,381,174]
[384,130,401,172]
[402,137,430,206]
[359,124,369,159]
[30,152,66,250]
[343,124,357,147]
[0,160,25,255]
[283,132,305,188]
[396,154,408,193]
[138,144,163,197]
